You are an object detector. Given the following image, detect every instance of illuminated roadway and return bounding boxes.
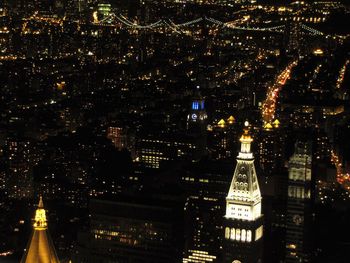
[336,59,349,89]
[331,150,350,191]
[262,60,298,124]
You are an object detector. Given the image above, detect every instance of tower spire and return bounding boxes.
[238,121,254,159]
[38,195,44,208]
[20,197,60,263]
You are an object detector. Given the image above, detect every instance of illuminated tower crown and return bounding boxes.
[222,122,263,263]
[187,87,208,131]
[21,197,60,263]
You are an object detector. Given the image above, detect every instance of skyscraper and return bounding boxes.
[285,141,313,263]
[21,197,60,263]
[222,122,263,263]
[258,120,284,177]
[5,138,39,199]
[74,196,184,263]
[187,89,208,134]
[186,90,208,159]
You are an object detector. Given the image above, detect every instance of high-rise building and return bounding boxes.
[208,116,237,160]
[107,126,135,157]
[258,120,284,177]
[5,138,40,199]
[186,90,208,159]
[187,91,208,134]
[97,3,112,20]
[182,160,233,262]
[285,141,313,263]
[286,22,301,56]
[222,122,263,263]
[74,196,184,263]
[65,0,88,18]
[136,92,208,169]
[136,133,198,169]
[21,197,60,263]
[187,99,207,132]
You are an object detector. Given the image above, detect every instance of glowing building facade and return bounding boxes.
[222,123,263,263]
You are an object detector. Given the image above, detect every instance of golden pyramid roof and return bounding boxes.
[20,197,60,263]
[217,119,226,128]
[227,115,235,124]
[264,123,273,130]
[273,119,280,127]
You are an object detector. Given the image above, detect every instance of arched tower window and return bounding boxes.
[247,230,252,242]
[241,229,246,242]
[230,228,235,240]
[225,227,230,239]
[236,229,241,241]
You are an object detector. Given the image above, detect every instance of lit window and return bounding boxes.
[236,229,241,241]
[230,228,235,240]
[241,229,246,242]
[192,101,199,110]
[255,226,263,241]
[225,227,230,239]
[247,230,252,242]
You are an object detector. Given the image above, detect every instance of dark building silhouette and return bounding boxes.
[285,141,314,262]
[75,195,184,263]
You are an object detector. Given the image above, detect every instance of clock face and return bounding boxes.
[191,113,197,120]
[293,214,303,225]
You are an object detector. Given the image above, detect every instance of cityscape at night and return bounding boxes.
[0,0,349,262]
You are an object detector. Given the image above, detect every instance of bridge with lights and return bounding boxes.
[95,13,326,36]
[22,12,334,37]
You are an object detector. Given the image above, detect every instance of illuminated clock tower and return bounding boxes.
[285,141,313,263]
[187,90,208,133]
[185,90,208,160]
[222,122,263,263]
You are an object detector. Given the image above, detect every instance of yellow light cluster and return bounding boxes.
[263,119,280,130]
[217,115,235,128]
[183,250,216,263]
[33,208,47,230]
